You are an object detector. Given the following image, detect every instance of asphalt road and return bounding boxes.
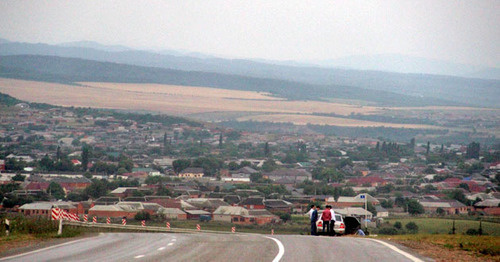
[0,233,427,262]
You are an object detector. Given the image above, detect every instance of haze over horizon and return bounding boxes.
[1,0,498,71]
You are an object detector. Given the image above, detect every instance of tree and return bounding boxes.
[407,199,424,215]
[264,142,270,157]
[135,211,151,221]
[448,189,467,205]
[426,141,430,155]
[276,212,291,223]
[56,146,62,161]
[405,222,419,233]
[12,174,26,182]
[458,183,470,192]
[156,186,171,196]
[47,182,65,199]
[381,199,394,208]
[367,202,377,216]
[436,207,445,215]
[262,159,277,172]
[67,192,88,202]
[219,133,223,148]
[83,180,108,199]
[118,155,133,172]
[393,221,402,229]
[173,159,191,173]
[228,162,239,170]
[81,145,91,171]
[466,142,480,159]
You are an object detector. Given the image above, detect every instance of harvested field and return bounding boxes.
[0,78,380,116]
[236,113,444,129]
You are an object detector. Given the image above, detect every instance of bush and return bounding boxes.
[466,228,479,235]
[1,215,57,236]
[378,227,399,235]
[134,211,151,221]
[405,222,419,233]
[393,221,402,229]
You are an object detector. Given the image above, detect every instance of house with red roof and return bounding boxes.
[348,176,388,187]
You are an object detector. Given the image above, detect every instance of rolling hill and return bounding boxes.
[0,55,460,107]
[0,40,499,107]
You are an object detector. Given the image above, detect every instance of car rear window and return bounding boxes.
[335,215,342,221]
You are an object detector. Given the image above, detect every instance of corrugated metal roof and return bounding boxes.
[213,206,249,216]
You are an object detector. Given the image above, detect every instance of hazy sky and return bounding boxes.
[1,0,498,67]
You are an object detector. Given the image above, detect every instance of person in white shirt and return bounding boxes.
[307,205,315,219]
[329,207,336,235]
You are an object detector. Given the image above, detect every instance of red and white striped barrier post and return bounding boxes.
[141,220,145,227]
[51,208,61,220]
[93,216,97,223]
[122,218,127,226]
[231,227,235,233]
[106,217,110,224]
[196,224,201,231]
[83,215,88,222]
[166,222,170,230]
[271,229,274,235]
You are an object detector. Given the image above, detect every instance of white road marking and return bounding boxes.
[158,247,166,251]
[264,236,285,262]
[134,255,145,259]
[367,238,424,262]
[168,243,174,246]
[171,239,177,242]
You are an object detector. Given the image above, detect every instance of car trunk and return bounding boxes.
[343,216,361,235]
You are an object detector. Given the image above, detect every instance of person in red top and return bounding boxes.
[321,205,332,233]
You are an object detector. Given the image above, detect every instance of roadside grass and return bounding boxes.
[383,218,500,236]
[375,234,500,261]
[0,215,85,255]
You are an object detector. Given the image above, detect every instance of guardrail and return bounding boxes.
[63,221,240,235]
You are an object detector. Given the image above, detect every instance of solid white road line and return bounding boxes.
[158,247,166,251]
[168,243,174,246]
[0,237,93,261]
[134,255,145,259]
[367,238,424,262]
[264,236,285,262]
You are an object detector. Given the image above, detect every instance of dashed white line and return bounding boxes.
[158,247,166,251]
[264,236,285,262]
[171,239,177,242]
[134,255,145,259]
[168,243,174,246]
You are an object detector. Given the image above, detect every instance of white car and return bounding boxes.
[316,212,345,235]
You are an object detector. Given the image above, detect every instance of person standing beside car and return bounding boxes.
[310,205,318,236]
[321,205,332,233]
[329,206,336,235]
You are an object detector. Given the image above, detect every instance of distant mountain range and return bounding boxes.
[303,54,499,80]
[0,38,499,108]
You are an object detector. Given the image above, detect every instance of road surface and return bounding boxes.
[0,233,427,262]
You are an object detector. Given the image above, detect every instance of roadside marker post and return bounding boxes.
[231,227,235,233]
[83,215,88,223]
[106,217,110,224]
[271,229,274,235]
[166,222,170,230]
[360,194,367,230]
[141,220,146,227]
[93,216,97,223]
[196,224,200,231]
[122,218,127,226]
